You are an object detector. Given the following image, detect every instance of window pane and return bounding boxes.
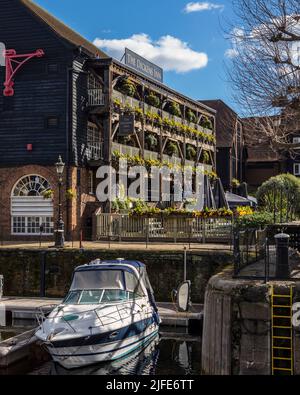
[64,291,81,305]
[71,270,125,291]
[12,216,53,235]
[79,290,103,304]
[101,290,128,303]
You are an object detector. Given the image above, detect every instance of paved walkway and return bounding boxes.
[0,241,231,252]
[0,298,203,326]
[238,247,300,279]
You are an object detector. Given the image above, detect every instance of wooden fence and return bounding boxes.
[96,214,233,244]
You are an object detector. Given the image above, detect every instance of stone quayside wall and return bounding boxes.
[202,269,300,375]
[0,249,232,303]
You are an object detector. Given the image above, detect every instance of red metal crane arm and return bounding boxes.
[3,49,45,96]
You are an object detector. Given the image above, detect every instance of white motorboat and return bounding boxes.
[51,332,160,375]
[35,259,160,369]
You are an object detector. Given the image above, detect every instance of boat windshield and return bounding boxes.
[63,289,142,305]
[64,269,145,305]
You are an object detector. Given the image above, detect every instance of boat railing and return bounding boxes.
[36,301,147,334]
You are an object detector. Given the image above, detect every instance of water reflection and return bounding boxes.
[51,334,160,376]
[29,334,201,376]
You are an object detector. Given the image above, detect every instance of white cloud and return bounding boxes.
[184,2,224,13]
[93,33,208,73]
[224,28,245,59]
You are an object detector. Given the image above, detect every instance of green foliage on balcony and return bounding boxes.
[145,111,163,126]
[145,134,158,149]
[112,151,218,178]
[201,116,213,130]
[186,109,197,123]
[202,150,210,164]
[166,141,180,156]
[130,206,233,218]
[168,101,181,117]
[186,145,197,160]
[119,78,136,97]
[146,93,160,108]
[113,100,216,146]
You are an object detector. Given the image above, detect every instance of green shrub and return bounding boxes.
[257,173,300,222]
[235,211,274,230]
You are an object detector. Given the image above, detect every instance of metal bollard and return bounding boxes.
[275,233,290,279]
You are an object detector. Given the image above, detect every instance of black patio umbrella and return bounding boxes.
[225,192,252,210]
[213,178,229,209]
[203,175,216,209]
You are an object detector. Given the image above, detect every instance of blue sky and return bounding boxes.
[34,0,237,111]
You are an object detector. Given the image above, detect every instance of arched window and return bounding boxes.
[11,175,54,235]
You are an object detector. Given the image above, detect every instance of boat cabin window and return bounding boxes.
[64,269,145,305]
[71,270,124,291]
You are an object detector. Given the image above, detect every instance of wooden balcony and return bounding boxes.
[112,142,140,157]
[113,90,211,128]
[88,89,106,106]
[86,141,104,161]
[144,150,159,160]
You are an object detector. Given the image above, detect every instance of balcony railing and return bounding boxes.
[111,143,213,170]
[162,155,182,166]
[112,142,140,157]
[88,89,105,106]
[144,150,159,160]
[113,90,214,135]
[87,141,104,161]
[113,90,140,109]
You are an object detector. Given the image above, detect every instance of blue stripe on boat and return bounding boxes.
[51,329,159,358]
[49,316,157,348]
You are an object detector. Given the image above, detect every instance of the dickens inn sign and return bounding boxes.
[124,48,163,83]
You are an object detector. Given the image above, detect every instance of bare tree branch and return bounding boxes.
[226,0,300,152]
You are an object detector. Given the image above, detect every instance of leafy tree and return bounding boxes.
[257,173,300,222]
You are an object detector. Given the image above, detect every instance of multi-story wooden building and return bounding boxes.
[0,0,216,241]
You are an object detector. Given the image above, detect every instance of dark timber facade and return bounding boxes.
[200,100,245,191]
[0,0,217,241]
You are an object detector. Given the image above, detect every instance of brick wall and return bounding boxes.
[0,165,100,241]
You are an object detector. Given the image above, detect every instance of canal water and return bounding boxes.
[0,328,202,375]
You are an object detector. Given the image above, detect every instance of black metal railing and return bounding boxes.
[233,228,269,278]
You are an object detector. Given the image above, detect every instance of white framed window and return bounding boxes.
[294,163,300,176]
[11,175,54,235]
[12,216,54,235]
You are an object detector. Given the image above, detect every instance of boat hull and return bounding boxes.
[46,322,159,369]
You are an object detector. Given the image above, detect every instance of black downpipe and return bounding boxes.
[65,65,72,240]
